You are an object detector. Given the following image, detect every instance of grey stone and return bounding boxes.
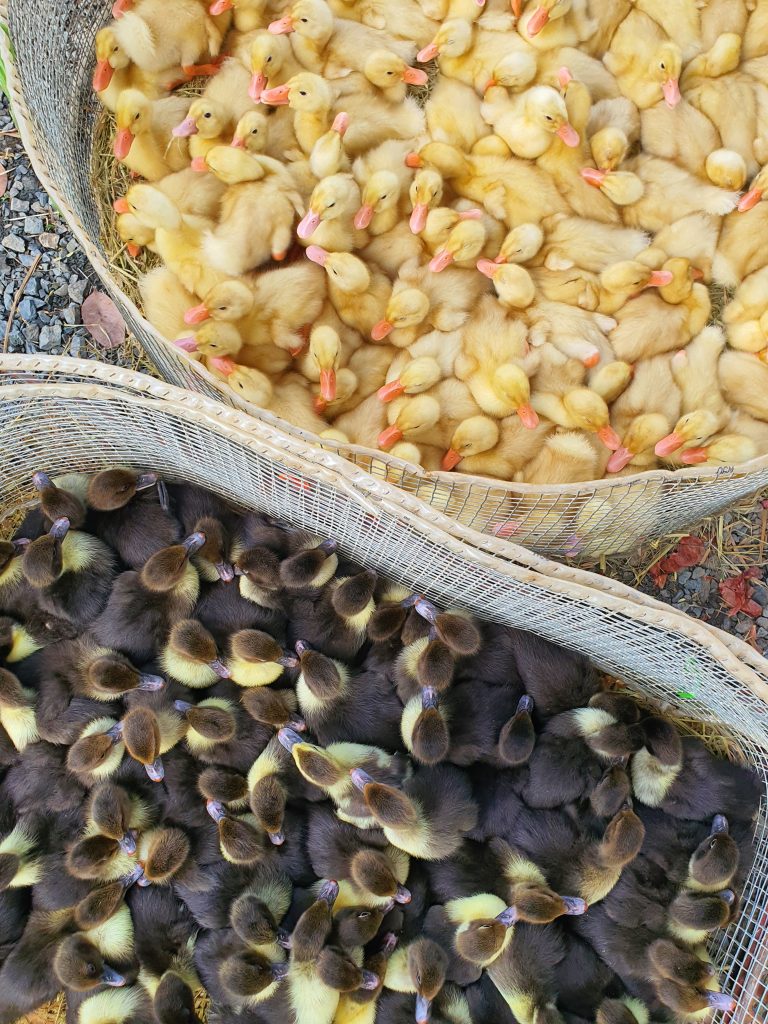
[692,567,706,579]
[38,325,62,350]
[53,283,68,298]
[61,304,78,326]
[23,216,44,235]
[68,279,88,304]
[17,298,39,321]
[69,336,82,358]
[39,233,59,250]
[2,234,25,253]
[9,198,29,213]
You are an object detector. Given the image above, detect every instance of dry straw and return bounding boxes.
[3,0,768,556]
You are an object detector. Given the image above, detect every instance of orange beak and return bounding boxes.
[483,77,497,94]
[268,15,295,34]
[582,350,600,368]
[191,156,209,173]
[319,369,336,403]
[112,0,132,16]
[377,379,405,402]
[125,243,142,258]
[527,6,550,35]
[556,122,580,147]
[597,425,621,451]
[249,72,268,102]
[417,42,440,62]
[691,267,705,281]
[261,84,291,106]
[738,187,763,212]
[476,259,498,279]
[517,404,539,429]
[210,0,234,13]
[646,270,673,288]
[655,432,684,457]
[405,152,423,169]
[114,129,134,161]
[184,303,210,325]
[378,425,404,450]
[680,447,709,465]
[231,135,245,148]
[662,77,681,108]
[354,204,374,230]
[113,197,130,214]
[606,446,633,473]
[441,448,462,471]
[581,167,607,188]
[403,66,428,86]
[371,319,394,342]
[409,203,428,234]
[93,60,115,92]
[429,250,454,273]
[511,0,523,15]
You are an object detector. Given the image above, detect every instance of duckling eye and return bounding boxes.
[252,128,259,135]
[545,115,554,122]
[134,113,141,121]
[299,90,307,96]
[218,306,227,312]
[659,61,666,71]
[380,194,388,201]
[112,45,119,53]
[415,972,422,985]
[266,55,272,63]
[204,112,212,119]
[327,201,335,208]
[710,839,718,849]
[478,923,492,931]
[358,911,371,919]
[300,17,308,22]
[85,963,98,977]
[386,70,394,76]
[331,268,339,276]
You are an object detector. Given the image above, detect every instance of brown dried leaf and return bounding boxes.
[0,163,7,199]
[82,291,126,350]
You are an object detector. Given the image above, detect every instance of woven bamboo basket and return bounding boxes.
[0,354,767,1022]
[4,0,768,558]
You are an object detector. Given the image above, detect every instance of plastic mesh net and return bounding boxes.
[0,358,766,1021]
[3,0,768,559]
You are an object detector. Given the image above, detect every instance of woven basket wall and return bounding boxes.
[3,1,768,560]
[0,354,767,1021]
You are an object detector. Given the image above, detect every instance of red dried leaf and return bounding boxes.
[648,565,668,589]
[719,570,764,618]
[649,535,706,587]
[0,164,7,199]
[82,291,126,350]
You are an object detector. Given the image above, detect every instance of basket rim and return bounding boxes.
[2,353,768,702]
[2,13,768,503]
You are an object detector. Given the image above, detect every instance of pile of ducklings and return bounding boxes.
[0,468,760,1023]
[97,2,768,483]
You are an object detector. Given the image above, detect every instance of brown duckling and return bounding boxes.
[596,997,651,1024]
[667,889,736,945]
[286,570,378,662]
[349,764,478,860]
[206,799,267,865]
[67,717,127,784]
[333,932,397,1024]
[409,599,482,658]
[135,827,191,887]
[153,969,203,1024]
[86,468,179,570]
[247,734,301,845]
[0,667,39,752]
[161,619,232,688]
[194,927,288,1013]
[197,765,250,810]
[631,717,761,822]
[75,985,156,1024]
[21,517,117,627]
[287,880,347,1024]
[31,470,87,528]
[486,922,568,1024]
[73,865,146,932]
[122,706,185,782]
[66,834,137,884]
[229,865,292,956]
[281,729,412,831]
[280,538,340,594]
[92,533,205,663]
[87,782,154,856]
[382,936,448,1024]
[508,630,601,718]
[227,628,298,688]
[647,939,715,989]
[652,976,735,1019]
[240,686,305,732]
[190,515,236,583]
[0,537,35,617]
[53,932,128,990]
[174,696,237,751]
[0,821,43,892]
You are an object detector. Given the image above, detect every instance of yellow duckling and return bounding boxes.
[533,387,621,450]
[246,29,301,103]
[377,395,443,451]
[211,0,269,34]
[306,247,390,338]
[297,174,367,251]
[517,0,596,50]
[604,14,682,110]
[92,28,169,111]
[441,415,550,478]
[722,266,768,352]
[172,97,234,160]
[428,217,489,273]
[310,113,352,179]
[113,90,191,181]
[360,50,429,102]
[598,260,674,316]
[417,18,524,93]
[408,169,444,234]
[377,357,442,403]
[477,261,536,311]
[482,85,580,159]
[606,413,672,474]
[677,434,758,467]
[112,0,225,77]
[299,325,347,404]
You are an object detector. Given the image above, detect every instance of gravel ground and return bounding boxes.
[1,94,767,654]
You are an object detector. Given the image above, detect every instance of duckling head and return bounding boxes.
[174,98,228,141]
[203,145,267,185]
[283,731,346,788]
[198,765,249,807]
[648,939,715,988]
[88,781,134,842]
[590,764,632,819]
[248,30,293,100]
[280,538,339,590]
[230,891,282,948]
[114,89,154,159]
[402,689,449,765]
[250,772,289,841]
[114,211,149,261]
[680,433,757,466]
[333,908,388,950]
[87,468,161,511]
[355,170,402,229]
[589,128,629,173]
[374,289,431,341]
[669,889,734,934]
[649,42,682,108]
[477,262,536,309]
[73,876,138,932]
[192,516,234,582]
[54,935,126,991]
[153,974,199,1024]
[377,357,440,403]
[417,19,473,62]
[299,174,357,239]
[350,849,411,903]
[407,938,448,1019]
[657,258,703,303]
[306,247,371,294]
[66,834,125,880]
[599,807,646,868]
[364,50,428,90]
[350,771,418,830]
[688,816,739,889]
[412,599,480,656]
[139,533,205,593]
[230,628,294,669]
[31,471,86,525]
[485,51,537,93]
[332,569,377,620]
[524,86,579,146]
[296,643,346,701]
[0,539,26,586]
[442,415,500,471]
[455,913,510,966]
[316,947,378,993]
[499,695,536,766]
[186,280,255,326]
[241,687,303,730]
[269,0,333,39]
[409,169,443,233]
[122,707,164,781]
[67,717,125,777]
[262,70,333,115]
[207,800,266,864]
[497,223,544,264]
[496,365,539,427]
[176,699,238,745]
[164,618,230,679]
[308,326,341,402]
[176,320,242,360]
[378,395,441,450]
[219,951,287,999]
[706,149,747,192]
[429,219,486,272]
[21,517,69,588]
[140,827,191,885]
[93,28,128,91]
[231,110,269,153]
[654,410,721,458]
[653,978,734,1016]
[600,260,672,295]
[607,414,670,473]
[562,389,620,450]
[123,183,181,232]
